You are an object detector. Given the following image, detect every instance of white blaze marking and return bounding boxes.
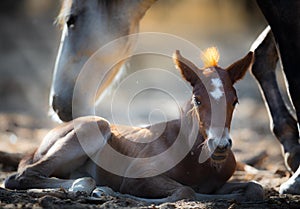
[210,78,224,100]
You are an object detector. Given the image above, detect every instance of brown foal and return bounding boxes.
[4,48,264,203]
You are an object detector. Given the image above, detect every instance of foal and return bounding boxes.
[4,48,263,203]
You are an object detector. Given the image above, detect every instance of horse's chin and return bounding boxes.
[211,152,228,163]
[210,150,229,171]
[198,141,230,166]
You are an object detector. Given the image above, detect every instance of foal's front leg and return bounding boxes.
[93,175,263,204]
[212,181,264,202]
[4,116,111,194]
[115,175,196,203]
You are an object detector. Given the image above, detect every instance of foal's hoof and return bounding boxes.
[69,177,96,194]
[279,167,300,195]
[4,173,19,190]
[92,186,115,198]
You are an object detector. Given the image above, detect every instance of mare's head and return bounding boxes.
[50,0,156,122]
[173,48,253,164]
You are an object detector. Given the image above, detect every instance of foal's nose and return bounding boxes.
[208,137,232,153]
[52,95,73,122]
[216,138,232,151]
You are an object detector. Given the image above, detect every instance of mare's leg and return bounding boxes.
[279,165,300,194]
[257,0,300,123]
[4,116,111,193]
[257,0,300,194]
[251,28,300,172]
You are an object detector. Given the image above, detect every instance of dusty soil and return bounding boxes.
[0,113,300,209]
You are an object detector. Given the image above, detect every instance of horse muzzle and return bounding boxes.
[51,94,73,122]
[210,138,232,163]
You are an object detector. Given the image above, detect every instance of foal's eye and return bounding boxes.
[193,96,201,106]
[66,15,77,28]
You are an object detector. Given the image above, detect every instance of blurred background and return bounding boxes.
[0,0,290,170]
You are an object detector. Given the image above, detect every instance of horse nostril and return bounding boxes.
[216,139,232,151]
[222,139,232,149]
[52,95,59,112]
[51,95,73,122]
[228,138,232,148]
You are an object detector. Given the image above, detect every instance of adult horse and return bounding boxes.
[49,0,300,194]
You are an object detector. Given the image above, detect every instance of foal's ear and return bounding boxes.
[173,50,199,87]
[226,52,254,84]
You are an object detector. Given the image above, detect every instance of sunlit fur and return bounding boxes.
[55,0,71,29]
[201,47,220,68]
